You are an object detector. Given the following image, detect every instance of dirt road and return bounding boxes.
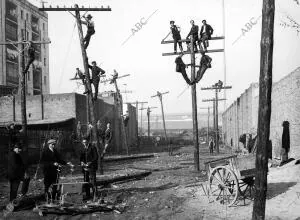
[0,145,299,220]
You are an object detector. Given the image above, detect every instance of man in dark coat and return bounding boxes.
[41,139,70,200]
[6,123,22,149]
[193,51,212,84]
[209,138,214,155]
[23,41,35,73]
[200,20,214,52]
[175,54,192,85]
[7,144,29,203]
[281,121,290,163]
[80,138,98,200]
[87,60,105,100]
[186,20,199,52]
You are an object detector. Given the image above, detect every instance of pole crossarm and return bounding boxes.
[100,74,130,83]
[140,106,157,110]
[161,36,225,44]
[125,101,148,105]
[201,86,232,90]
[202,98,226,102]
[39,7,111,12]
[162,49,224,56]
[0,40,51,45]
[151,91,169,98]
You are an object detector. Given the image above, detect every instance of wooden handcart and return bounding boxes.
[203,154,256,206]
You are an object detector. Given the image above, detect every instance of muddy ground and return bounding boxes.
[0,145,299,220]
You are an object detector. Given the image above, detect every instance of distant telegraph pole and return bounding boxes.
[140,106,158,138]
[151,91,170,154]
[202,80,231,153]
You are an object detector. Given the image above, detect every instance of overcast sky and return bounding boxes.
[29,0,300,115]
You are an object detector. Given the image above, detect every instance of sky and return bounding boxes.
[29,0,300,116]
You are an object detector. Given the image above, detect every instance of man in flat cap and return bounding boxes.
[81,14,95,49]
[41,139,71,201]
[6,143,29,210]
[162,21,183,53]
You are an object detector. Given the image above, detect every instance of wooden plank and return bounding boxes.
[204,155,237,165]
[104,153,154,162]
[162,49,224,56]
[161,36,225,44]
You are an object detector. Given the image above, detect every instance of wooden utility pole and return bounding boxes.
[151,91,170,154]
[0,34,50,166]
[140,106,158,138]
[252,0,275,219]
[201,82,231,153]
[161,34,225,171]
[40,4,111,174]
[125,101,148,137]
[101,71,130,154]
[202,97,226,153]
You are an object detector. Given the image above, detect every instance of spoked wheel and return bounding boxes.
[239,177,255,200]
[209,166,239,207]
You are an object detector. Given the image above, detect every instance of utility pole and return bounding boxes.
[40,4,111,174]
[151,91,170,154]
[139,103,146,135]
[252,0,275,219]
[101,71,130,155]
[0,31,50,166]
[162,34,225,171]
[125,101,148,139]
[140,106,158,138]
[201,81,231,153]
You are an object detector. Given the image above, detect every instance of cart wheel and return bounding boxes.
[209,166,239,206]
[239,177,255,200]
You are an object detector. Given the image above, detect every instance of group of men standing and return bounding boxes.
[6,120,113,208]
[163,19,214,85]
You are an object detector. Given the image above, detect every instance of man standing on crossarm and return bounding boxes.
[80,138,98,200]
[87,60,105,100]
[162,21,183,53]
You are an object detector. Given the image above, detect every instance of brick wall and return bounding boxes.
[223,67,300,158]
[0,92,138,154]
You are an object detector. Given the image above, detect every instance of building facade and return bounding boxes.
[0,0,49,95]
[222,67,300,158]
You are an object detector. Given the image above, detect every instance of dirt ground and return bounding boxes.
[0,145,299,220]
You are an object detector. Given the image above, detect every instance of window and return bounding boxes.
[43,23,45,30]
[44,76,47,85]
[44,58,46,66]
[27,72,30,81]
[26,13,28,21]
[21,10,23,19]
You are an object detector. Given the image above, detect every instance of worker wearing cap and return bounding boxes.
[81,14,95,49]
[86,60,105,100]
[80,137,98,200]
[7,144,28,204]
[41,139,71,200]
[162,21,183,53]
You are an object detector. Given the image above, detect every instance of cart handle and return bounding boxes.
[204,155,237,165]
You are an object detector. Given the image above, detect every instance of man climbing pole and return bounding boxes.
[194,51,212,84]
[24,41,35,73]
[86,59,105,100]
[81,14,95,49]
[186,20,199,52]
[200,20,214,52]
[175,53,192,85]
[162,21,183,53]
